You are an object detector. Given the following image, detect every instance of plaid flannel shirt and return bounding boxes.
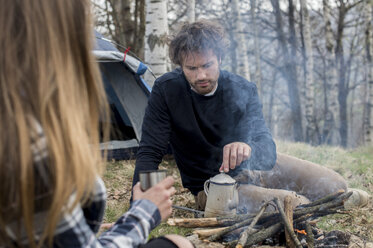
[51,178,161,248]
[4,118,161,247]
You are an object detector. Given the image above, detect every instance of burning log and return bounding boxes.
[168,191,351,228]
[284,196,295,248]
[235,200,270,248]
[169,191,354,247]
[274,197,302,248]
[305,221,314,248]
[225,213,314,247]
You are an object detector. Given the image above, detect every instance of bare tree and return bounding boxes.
[271,0,304,141]
[335,0,362,147]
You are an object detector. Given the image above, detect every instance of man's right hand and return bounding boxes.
[132,176,175,221]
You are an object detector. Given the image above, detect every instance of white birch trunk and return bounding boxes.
[144,0,168,85]
[186,0,195,23]
[232,0,251,81]
[250,0,261,92]
[322,0,340,145]
[300,0,317,144]
[363,0,373,144]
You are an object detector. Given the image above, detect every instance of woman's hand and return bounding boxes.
[132,176,175,221]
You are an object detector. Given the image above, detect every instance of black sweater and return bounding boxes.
[133,68,276,195]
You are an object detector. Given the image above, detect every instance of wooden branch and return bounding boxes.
[305,221,314,248]
[218,211,275,224]
[167,214,257,228]
[293,191,352,218]
[284,196,295,248]
[236,200,271,248]
[298,189,345,208]
[193,227,228,239]
[167,217,220,227]
[168,191,351,229]
[170,190,353,247]
[208,214,257,242]
[243,222,283,247]
[274,197,302,248]
[228,214,313,247]
[224,222,284,248]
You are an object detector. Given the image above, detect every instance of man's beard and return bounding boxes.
[190,80,217,95]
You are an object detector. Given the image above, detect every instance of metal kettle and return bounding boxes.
[204,172,239,217]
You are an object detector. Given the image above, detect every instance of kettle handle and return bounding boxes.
[204,180,210,195]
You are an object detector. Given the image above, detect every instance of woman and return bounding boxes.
[0,0,193,247]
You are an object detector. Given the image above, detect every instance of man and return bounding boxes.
[133,20,353,212]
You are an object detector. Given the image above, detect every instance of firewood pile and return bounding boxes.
[167,190,373,247]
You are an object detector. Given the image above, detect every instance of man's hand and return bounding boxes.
[132,176,175,221]
[219,142,251,172]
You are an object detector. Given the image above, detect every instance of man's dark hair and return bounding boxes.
[169,19,230,66]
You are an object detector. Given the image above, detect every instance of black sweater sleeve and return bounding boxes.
[132,82,171,187]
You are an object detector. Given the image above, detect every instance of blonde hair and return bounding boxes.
[0,0,109,247]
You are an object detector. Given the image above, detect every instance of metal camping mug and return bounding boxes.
[139,170,167,191]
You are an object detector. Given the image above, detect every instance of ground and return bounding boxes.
[102,141,373,243]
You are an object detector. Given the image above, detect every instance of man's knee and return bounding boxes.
[272,153,347,200]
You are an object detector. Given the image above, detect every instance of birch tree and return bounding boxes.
[300,0,317,144]
[363,0,373,144]
[250,0,262,92]
[144,0,169,84]
[322,0,340,145]
[232,0,251,81]
[186,0,195,23]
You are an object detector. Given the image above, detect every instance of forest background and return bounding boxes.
[93,0,373,149]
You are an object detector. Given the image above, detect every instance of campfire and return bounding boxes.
[167,190,372,247]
